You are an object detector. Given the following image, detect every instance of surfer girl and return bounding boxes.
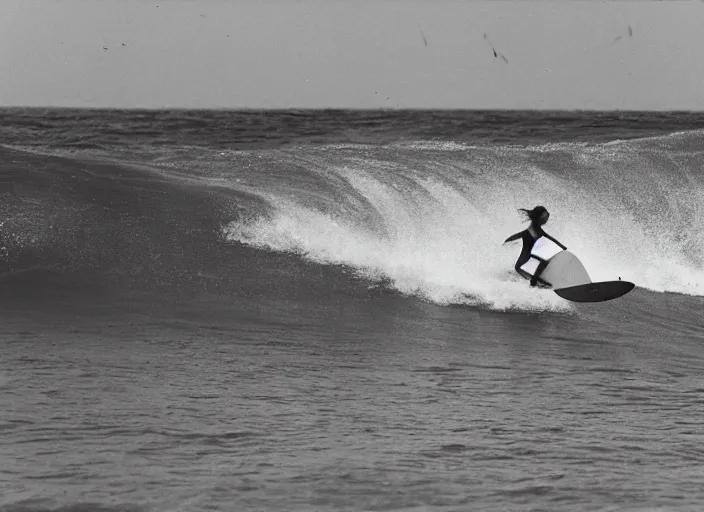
[503,206,566,286]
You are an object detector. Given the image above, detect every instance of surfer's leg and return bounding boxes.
[514,256,531,280]
[530,260,549,287]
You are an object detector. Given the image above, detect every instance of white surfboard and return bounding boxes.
[540,251,592,288]
[519,236,591,288]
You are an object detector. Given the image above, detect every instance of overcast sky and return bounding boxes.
[1,0,703,110]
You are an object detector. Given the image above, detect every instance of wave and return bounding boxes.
[3,125,704,315]
[222,132,704,310]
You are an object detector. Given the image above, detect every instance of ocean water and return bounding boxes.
[2,108,704,512]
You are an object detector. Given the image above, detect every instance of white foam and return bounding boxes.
[223,138,704,308]
[224,169,571,312]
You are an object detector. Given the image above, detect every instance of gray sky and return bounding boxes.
[2,0,703,109]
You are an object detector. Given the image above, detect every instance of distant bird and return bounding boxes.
[484,33,508,64]
[121,43,126,46]
[418,25,428,47]
[102,46,108,50]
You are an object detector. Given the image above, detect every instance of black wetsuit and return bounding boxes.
[505,225,566,284]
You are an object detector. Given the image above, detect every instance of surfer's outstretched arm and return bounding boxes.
[503,230,524,244]
[543,232,567,250]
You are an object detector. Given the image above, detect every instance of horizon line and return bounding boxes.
[2,105,704,113]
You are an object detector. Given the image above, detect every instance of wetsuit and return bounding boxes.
[504,225,566,285]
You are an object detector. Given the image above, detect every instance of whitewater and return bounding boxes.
[222,134,704,311]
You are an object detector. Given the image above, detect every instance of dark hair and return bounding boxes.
[518,205,549,225]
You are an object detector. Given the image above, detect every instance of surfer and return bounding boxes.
[503,206,566,286]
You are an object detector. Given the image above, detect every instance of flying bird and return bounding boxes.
[418,25,428,47]
[484,33,508,64]
[611,25,633,44]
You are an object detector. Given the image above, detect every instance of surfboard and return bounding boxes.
[553,280,635,303]
[540,251,591,288]
[519,237,590,288]
[518,236,635,302]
